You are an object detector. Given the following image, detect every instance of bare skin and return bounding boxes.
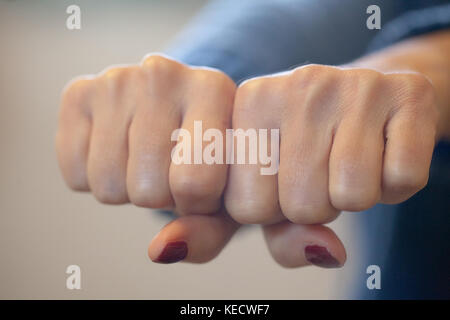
[57,30,450,268]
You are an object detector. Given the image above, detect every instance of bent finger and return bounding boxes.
[148,210,240,264]
[263,221,346,269]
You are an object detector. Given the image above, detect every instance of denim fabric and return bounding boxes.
[351,142,450,299]
[167,0,448,82]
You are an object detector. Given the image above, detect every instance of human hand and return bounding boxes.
[225,64,437,226]
[56,54,240,263]
[56,54,346,268]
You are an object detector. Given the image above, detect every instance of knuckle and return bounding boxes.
[63,77,90,96]
[341,68,384,102]
[384,167,428,195]
[61,77,94,111]
[101,66,124,79]
[237,77,266,100]
[129,185,172,208]
[288,66,341,118]
[93,190,127,205]
[96,65,145,111]
[91,179,128,204]
[289,64,337,88]
[281,202,339,225]
[192,67,235,90]
[291,63,328,79]
[235,77,274,115]
[387,73,435,110]
[330,183,378,212]
[279,173,340,224]
[189,69,236,107]
[65,173,90,192]
[402,73,433,94]
[141,54,182,76]
[344,67,382,82]
[141,55,184,96]
[170,172,220,201]
[100,65,141,86]
[225,197,278,224]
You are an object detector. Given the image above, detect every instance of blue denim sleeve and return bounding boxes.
[367,3,450,52]
[164,0,447,82]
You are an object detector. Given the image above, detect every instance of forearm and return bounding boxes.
[350,30,450,140]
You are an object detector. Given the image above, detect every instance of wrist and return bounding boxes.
[346,34,450,141]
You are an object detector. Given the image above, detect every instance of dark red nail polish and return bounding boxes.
[305,245,341,268]
[155,241,188,264]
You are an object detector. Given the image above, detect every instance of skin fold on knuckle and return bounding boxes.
[225,195,279,225]
[91,181,128,204]
[382,165,429,202]
[330,163,380,212]
[141,54,185,97]
[170,171,223,212]
[281,201,339,225]
[385,72,437,119]
[128,179,173,209]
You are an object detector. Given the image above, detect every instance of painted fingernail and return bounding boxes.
[155,241,188,264]
[305,245,341,268]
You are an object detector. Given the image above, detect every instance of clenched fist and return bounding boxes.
[225,64,438,225]
[56,31,449,268]
[57,54,236,216]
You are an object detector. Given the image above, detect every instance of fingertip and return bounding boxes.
[148,212,239,264]
[263,222,346,269]
[150,240,188,264]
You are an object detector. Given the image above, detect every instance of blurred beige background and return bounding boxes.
[0,0,361,299]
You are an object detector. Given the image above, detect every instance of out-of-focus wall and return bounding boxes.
[0,0,357,299]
